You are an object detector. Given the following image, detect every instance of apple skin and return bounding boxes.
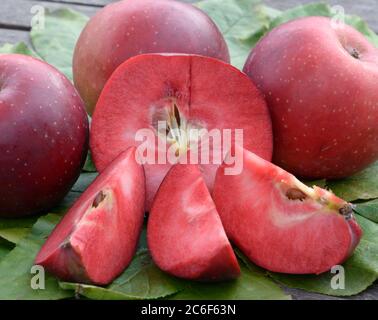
[243,16,378,179]
[0,54,89,217]
[73,0,230,115]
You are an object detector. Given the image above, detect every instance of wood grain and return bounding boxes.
[0,0,98,30]
[23,0,195,7]
[24,0,114,6]
[0,29,31,45]
[0,0,197,31]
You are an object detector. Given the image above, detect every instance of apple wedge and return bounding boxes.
[213,146,363,274]
[147,164,240,281]
[35,147,145,285]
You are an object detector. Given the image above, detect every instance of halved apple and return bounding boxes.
[90,54,272,211]
[148,164,240,281]
[213,146,362,274]
[35,147,145,285]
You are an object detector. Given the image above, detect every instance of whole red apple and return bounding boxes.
[0,54,88,217]
[243,17,378,179]
[73,0,230,114]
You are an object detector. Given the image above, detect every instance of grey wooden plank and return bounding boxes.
[0,0,98,29]
[263,0,378,33]
[0,29,31,45]
[28,0,197,6]
[0,0,198,30]
[25,0,115,6]
[25,0,196,7]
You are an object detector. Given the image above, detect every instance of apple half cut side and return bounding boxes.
[35,147,145,285]
[147,164,240,281]
[90,53,272,211]
[213,146,363,274]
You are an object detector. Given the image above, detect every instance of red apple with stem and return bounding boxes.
[243,17,378,179]
[73,0,230,114]
[0,54,88,217]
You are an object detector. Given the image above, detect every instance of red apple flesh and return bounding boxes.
[213,146,363,274]
[148,164,240,281]
[90,53,272,211]
[35,147,145,285]
[243,16,378,179]
[0,54,88,217]
[73,0,230,114]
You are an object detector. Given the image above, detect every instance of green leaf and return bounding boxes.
[304,179,327,189]
[327,162,378,202]
[345,15,378,47]
[0,239,13,262]
[0,216,37,244]
[269,214,378,296]
[196,0,271,69]
[51,171,98,214]
[49,172,97,214]
[350,214,378,275]
[268,3,378,48]
[259,5,282,20]
[60,250,184,300]
[234,247,267,274]
[83,151,97,173]
[71,172,98,193]
[354,199,378,223]
[0,228,30,244]
[0,217,37,230]
[269,265,376,297]
[0,42,40,58]
[30,8,89,80]
[0,247,11,261]
[0,214,73,300]
[51,191,81,214]
[135,221,148,252]
[171,264,290,300]
[269,3,332,29]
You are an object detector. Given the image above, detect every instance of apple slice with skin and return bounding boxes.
[35,147,145,285]
[213,146,363,274]
[148,164,240,281]
[90,53,272,211]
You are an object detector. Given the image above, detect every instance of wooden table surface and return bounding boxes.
[0,0,377,300]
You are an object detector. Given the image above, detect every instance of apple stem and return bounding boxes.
[347,47,361,59]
